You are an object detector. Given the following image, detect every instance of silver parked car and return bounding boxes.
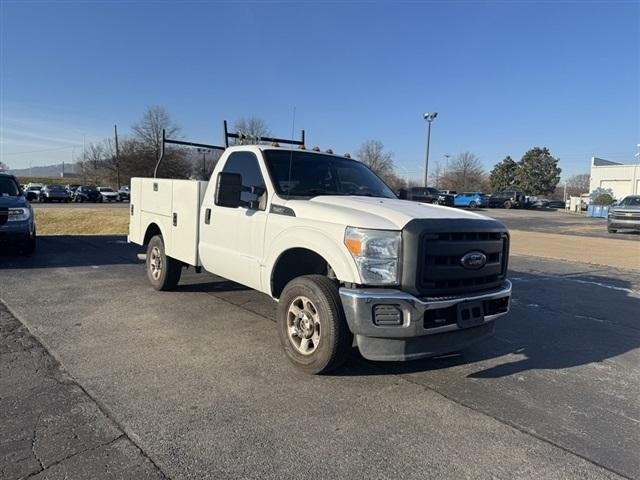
[607,195,640,233]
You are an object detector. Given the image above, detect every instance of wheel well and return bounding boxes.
[271,248,333,299]
[143,223,162,245]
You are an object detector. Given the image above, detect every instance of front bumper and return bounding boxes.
[0,221,32,245]
[608,218,640,230]
[339,280,512,361]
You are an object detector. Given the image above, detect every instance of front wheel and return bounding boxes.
[503,200,512,209]
[22,229,36,256]
[277,275,353,374]
[145,235,182,291]
[469,201,477,209]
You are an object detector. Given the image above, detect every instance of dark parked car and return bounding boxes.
[74,185,101,203]
[40,184,71,203]
[488,191,526,208]
[547,200,567,209]
[0,172,36,254]
[118,186,130,202]
[24,184,43,202]
[608,195,640,233]
[398,187,455,206]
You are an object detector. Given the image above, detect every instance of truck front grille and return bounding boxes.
[417,231,508,296]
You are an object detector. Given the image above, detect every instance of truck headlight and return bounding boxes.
[344,227,400,285]
[7,208,31,222]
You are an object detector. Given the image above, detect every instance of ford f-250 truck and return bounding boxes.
[128,126,511,374]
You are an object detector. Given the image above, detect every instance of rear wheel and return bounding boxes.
[503,200,512,209]
[145,235,182,291]
[469,201,478,209]
[278,275,352,374]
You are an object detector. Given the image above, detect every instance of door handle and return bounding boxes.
[204,208,212,224]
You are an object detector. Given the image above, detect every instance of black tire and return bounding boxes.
[608,228,617,234]
[503,200,512,209]
[145,235,182,291]
[469,201,477,209]
[277,275,353,374]
[80,196,85,203]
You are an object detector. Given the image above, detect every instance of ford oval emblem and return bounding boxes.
[460,251,487,270]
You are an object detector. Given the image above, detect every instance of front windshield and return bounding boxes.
[0,177,20,197]
[29,186,42,191]
[620,196,640,207]
[49,185,64,191]
[264,150,396,199]
[85,186,97,192]
[101,188,114,192]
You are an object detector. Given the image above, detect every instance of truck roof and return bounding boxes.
[226,144,350,159]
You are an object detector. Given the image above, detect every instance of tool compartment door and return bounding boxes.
[167,180,206,266]
[128,178,142,244]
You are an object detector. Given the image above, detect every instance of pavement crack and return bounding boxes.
[24,433,126,479]
[31,413,45,472]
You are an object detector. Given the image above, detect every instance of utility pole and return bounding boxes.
[423,112,438,187]
[114,125,121,188]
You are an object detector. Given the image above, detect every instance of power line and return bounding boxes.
[0,145,80,156]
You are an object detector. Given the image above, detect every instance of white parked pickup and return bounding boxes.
[129,145,512,373]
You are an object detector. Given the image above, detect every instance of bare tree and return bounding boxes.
[440,152,487,192]
[565,173,590,196]
[0,161,9,171]
[132,106,181,159]
[129,106,190,178]
[233,116,271,144]
[356,140,395,176]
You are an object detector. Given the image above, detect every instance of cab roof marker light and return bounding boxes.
[298,145,306,150]
[344,153,351,158]
[312,146,320,152]
[325,149,333,154]
[271,142,280,147]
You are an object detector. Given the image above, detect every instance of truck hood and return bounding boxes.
[285,195,492,230]
[0,196,28,208]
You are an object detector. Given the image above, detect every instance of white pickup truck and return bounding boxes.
[129,133,511,374]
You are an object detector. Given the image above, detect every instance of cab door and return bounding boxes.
[199,151,269,291]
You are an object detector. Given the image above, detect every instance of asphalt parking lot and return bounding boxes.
[1,231,639,479]
[486,208,639,241]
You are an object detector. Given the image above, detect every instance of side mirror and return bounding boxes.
[215,172,243,208]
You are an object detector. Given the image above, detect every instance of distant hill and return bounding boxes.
[9,162,80,178]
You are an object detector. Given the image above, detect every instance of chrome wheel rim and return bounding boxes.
[149,246,162,280]
[287,296,321,355]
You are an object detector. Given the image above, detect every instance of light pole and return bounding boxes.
[423,112,438,187]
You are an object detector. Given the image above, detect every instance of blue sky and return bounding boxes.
[1,0,638,179]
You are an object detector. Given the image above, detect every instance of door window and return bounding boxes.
[222,152,267,210]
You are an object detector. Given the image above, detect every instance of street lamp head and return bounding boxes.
[423,112,438,122]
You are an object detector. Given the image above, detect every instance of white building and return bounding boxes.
[589,157,640,199]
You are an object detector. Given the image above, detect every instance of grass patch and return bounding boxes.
[35,208,129,235]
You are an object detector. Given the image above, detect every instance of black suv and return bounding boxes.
[0,173,36,254]
[398,187,455,207]
[488,191,526,209]
[74,185,101,202]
